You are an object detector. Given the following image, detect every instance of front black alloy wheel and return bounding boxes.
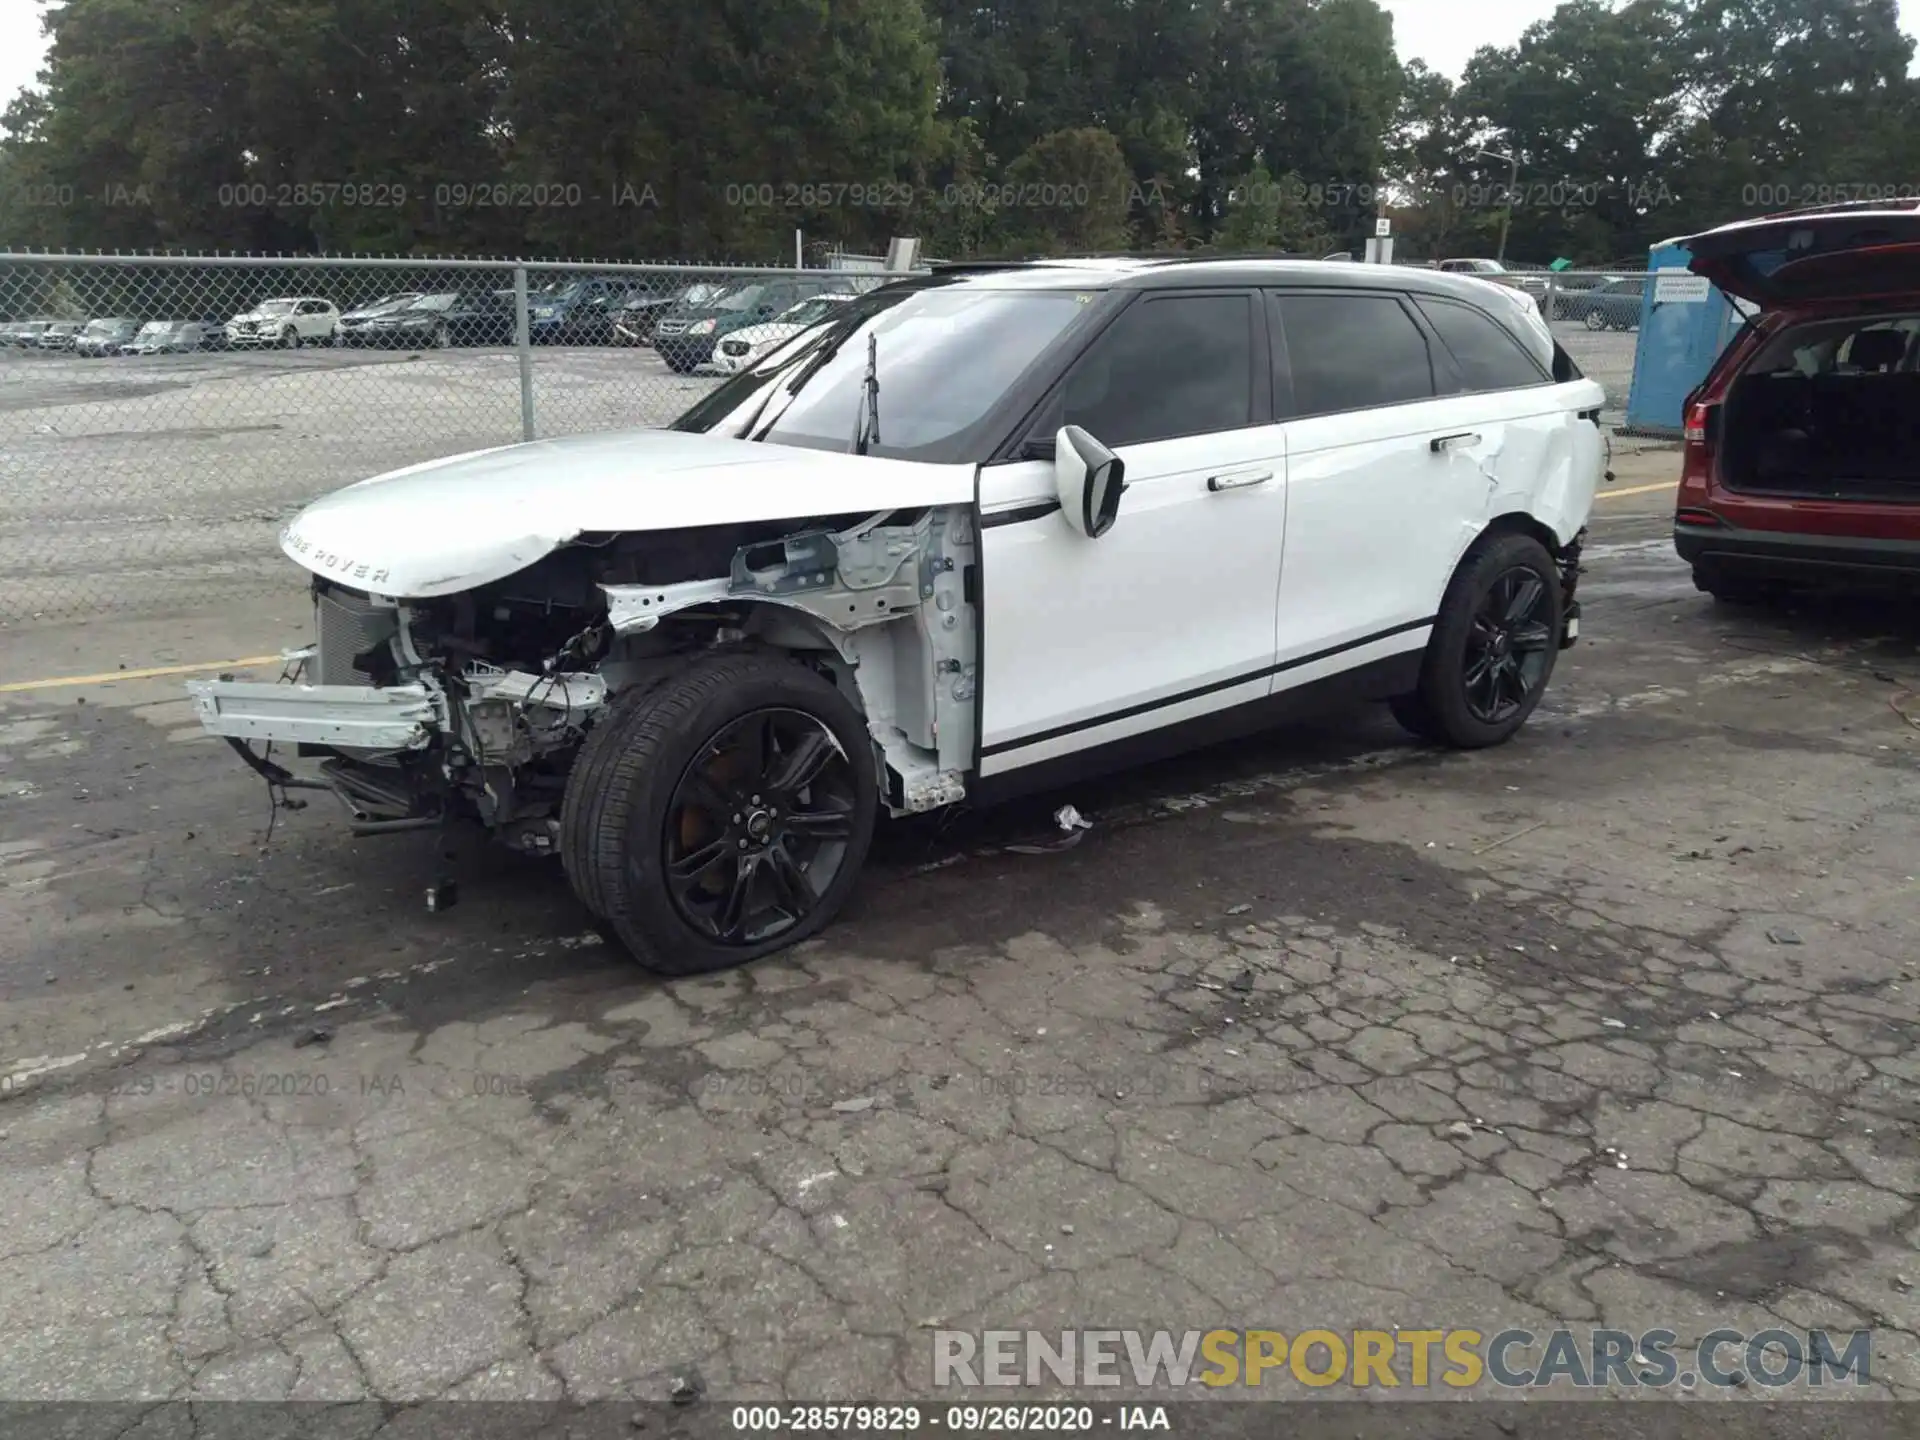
[1391,531,1563,749]
[560,653,879,974]
[661,708,858,945]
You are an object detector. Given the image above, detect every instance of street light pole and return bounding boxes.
[1477,147,1518,263]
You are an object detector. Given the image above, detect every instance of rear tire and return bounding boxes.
[1584,309,1608,330]
[559,652,878,975]
[1393,532,1563,749]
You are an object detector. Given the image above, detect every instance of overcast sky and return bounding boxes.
[0,0,1914,129]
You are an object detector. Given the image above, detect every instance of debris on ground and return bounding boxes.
[425,880,458,913]
[668,1373,703,1406]
[1226,903,1252,916]
[558,932,605,949]
[1767,927,1803,945]
[1230,970,1255,993]
[1601,1018,1627,1029]
[292,1028,332,1049]
[1446,1121,1476,1138]
[831,1096,876,1114]
[1007,805,1094,855]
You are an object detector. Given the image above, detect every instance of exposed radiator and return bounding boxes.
[313,587,398,686]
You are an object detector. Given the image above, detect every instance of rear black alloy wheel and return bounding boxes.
[1584,308,1608,330]
[559,652,879,974]
[1462,567,1555,726]
[662,709,857,945]
[1391,531,1562,749]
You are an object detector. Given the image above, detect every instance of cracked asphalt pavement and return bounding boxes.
[4,459,1920,1410]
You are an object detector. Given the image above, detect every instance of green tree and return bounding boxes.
[1214,161,1333,253]
[1000,127,1134,254]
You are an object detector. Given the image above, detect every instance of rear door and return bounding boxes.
[1267,289,1601,675]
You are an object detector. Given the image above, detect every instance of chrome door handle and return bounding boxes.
[1430,432,1482,453]
[1207,469,1273,492]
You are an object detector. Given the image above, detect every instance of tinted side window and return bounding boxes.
[1062,294,1253,446]
[1275,294,1434,417]
[1413,297,1547,392]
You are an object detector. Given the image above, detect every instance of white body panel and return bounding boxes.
[976,422,1287,775]
[1273,377,1603,664]
[277,430,977,597]
[978,375,1606,781]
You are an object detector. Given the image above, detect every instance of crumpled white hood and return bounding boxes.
[279,428,974,598]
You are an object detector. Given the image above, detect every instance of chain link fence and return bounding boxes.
[0,254,902,623]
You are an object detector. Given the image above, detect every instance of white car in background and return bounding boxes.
[697,292,860,375]
[225,297,341,348]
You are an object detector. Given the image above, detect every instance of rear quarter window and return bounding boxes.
[1413,297,1549,392]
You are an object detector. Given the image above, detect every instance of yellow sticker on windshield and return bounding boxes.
[1075,293,1093,303]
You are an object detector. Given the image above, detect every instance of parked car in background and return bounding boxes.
[1565,277,1645,331]
[333,292,423,346]
[357,290,517,348]
[120,321,212,355]
[653,275,859,372]
[527,277,649,344]
[611,281,726,346]
[1437,258,1526,290]
[1543,272,1614,318]
[1673,200,1920,600]
[72,318,141,357]
[1,319,55,346]
[187,257,1604,975]
[697,292,861,375]
[36,321,85,350]
[226,298,340,348]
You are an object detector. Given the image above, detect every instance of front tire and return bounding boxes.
[1583,309,1608,330]
[559,652,878,975]
[281,327,299,349]
[1393,532,1563,749]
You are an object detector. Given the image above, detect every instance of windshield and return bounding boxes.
[712,283,771,313]
[777,297,846,326]
[138,322,173,335]
[408,293,459,312]
[673,284,1097,461]
[531,281,582,302]
[85,319,127,333]
[254,300,296,315]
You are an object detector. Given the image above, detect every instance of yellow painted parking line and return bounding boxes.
[1595,480,1678,501]
[0,654,284,694]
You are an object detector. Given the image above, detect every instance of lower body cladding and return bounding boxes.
[187,505,978,973]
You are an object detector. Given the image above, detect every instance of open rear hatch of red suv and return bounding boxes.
[1681,201,1920,505]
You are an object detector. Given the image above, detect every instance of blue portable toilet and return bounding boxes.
[1623,241,1748,437]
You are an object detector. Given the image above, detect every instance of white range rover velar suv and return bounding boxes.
[188,258,1608,973]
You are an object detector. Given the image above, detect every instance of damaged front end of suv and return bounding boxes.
[191,497,978,856]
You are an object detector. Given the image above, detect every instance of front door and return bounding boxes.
[977,289,1287,779]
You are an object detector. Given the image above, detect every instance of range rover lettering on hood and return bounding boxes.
[276,428,976,598]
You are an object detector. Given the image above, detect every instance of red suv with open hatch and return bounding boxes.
[1673,200,1920,599]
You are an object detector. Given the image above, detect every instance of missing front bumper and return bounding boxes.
[186,678,442,750]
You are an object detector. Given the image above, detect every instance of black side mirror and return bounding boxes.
[1053,425,1125,538]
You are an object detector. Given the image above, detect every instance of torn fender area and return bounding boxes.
[603,510,936,644]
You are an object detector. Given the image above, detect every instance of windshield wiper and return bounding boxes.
[850,333,881,455]
[744,315,863,442]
